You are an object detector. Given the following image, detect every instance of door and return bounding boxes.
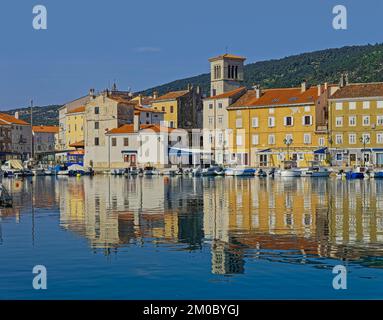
[350,153,356,166]
[377,153,383,167]
[131,154,137,166]
[259,154,268,167]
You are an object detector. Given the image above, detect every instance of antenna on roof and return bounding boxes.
[225,46,228,54]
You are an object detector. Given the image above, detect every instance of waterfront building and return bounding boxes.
[328,82,383,167]
[151,85,203,129]
[32,125,59,161]
[104,112,140,168]
[65,105,85,149]
[84,90,163,168]
[203,54,247,165]
[0,112,32,160]
[58,92,92,152]
[0,120,13,161]
[227,82,337,167]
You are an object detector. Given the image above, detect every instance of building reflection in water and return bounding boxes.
[1,176,383,273]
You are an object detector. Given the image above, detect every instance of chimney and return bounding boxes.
[252,84,262,99]
[317,84,322,97]
[89,88,95,97]
[138,94,142,106]
[301,80,307,93]
[14,111,19,119]
[324,82,328,90]
[133,111,140,132]
[153,91,158,99]
[196,86,201,95]
[339,73,346,88]
[187,83,191,91]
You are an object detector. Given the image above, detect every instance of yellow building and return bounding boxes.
[328,82,383,167]
[227,83,334,167]
[65,105,85,149]
[151,86,203,129]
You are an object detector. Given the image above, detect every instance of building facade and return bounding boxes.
[65,106,85,149]
[32,125,59,161]
[0,112,32,160]
[227,83,334,167]
[151,86,203,129]
[329,82,383,167]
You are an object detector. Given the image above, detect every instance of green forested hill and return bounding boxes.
[3,105,61,126]
[3,43,383,125]
[141,43,383,96]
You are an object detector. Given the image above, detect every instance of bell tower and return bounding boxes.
[208,54,246,96]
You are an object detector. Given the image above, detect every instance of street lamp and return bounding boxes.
[283,137,293,160]
[360,135,370,166]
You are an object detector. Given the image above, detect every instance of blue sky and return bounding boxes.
[0,0,382,109]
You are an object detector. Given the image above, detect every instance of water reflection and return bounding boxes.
[1,176,383,274]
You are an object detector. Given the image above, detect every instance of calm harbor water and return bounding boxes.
[0,175,382,299]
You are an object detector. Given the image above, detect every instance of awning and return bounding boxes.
[168,147,211,156]
[257,148,271,153]
[372,149,383,152]
[121,150,137,154]
[361,149,372,152]
[314,147,328,154]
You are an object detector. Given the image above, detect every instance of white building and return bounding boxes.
[0,112,32,160]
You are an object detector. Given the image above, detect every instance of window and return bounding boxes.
[269,108,274,114]
[377,115,383,126]
[218,103,223,109]
[236,118,242,128]
[363,115,370,126]
[95,121,99,129]
[303,133,311,144]
[208,117,213,125]
[124,138,129,146]
[349,102,356,110]
[284,116,293,126]
[349,133,356,144]
[303,115,312,126]
[252,134,259,145]
[218,116,223,125]
[268,134,275,145]
[94,106,99,114]
[236,110,241,116]
[252,117,259,128]
[111,138,117,146]
[378,101,383,109]
[318,137,325,146]
[218,133,223,144]
[209,103,213,110]
[146,112,150,118]
[94,137,99,145]
[170,106,174,113]
[349,116,356,126]
[336,153,343,161]
[335,117,343,127]
[335,134,343,145]
[236,135,243,146]
[162,106,165,112]
[362,133,371,144]
[335,102,343,110]
[363,101,370,109]
[169,121,174,128]
[268,117,275,127]
[377,133,383,144]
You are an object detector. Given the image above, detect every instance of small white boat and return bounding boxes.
[300,166,330,178]
[277,160,301,177]
[192,166,202,176]
[143,166,158,176]
[224,167,256,176]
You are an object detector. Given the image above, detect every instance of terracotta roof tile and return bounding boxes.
[152,90,189,102]
[106,124,136,134]
[140,124,175,133]
[69,140,85,148]
[330,83,383,99]
[32,126,59,133]
[208,53,246,62]
[205,87,246,100]
[67,106,85,114]
[0,113,29,125]
[228,86,319,109]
